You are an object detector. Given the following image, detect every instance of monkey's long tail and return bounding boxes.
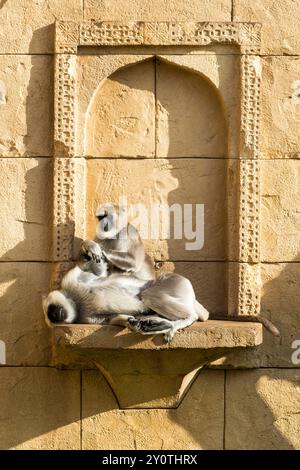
[210,314,280,337]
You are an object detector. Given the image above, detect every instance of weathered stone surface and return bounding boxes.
[209,262,300,369]
[77,55,154,157]
[86,158,227,261]
[0,368,80,449]
[52,320,262,368]
[84,0,231,21]
[156,58,228,158]
[261,160,300,262]
[156,55,239,159]
[0,56,53,157]
[0,263,52,366]
[234,0,300,55]
[226,369,300,449]
[0,0,83,54]
[0,158,52,261]
[261,57,300,159]
[156,261,227,315]
[260,263,300,367]
[82,369,224,449]
[80,55,238,158]
[85,58,155,158]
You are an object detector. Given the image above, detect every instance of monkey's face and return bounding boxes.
[47,304,67,323]
[95,204,128,240]
[42,290,77,325]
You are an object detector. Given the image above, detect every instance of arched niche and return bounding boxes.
[85,58,229,314]
[85,57,228,159]
[51,21,263,383]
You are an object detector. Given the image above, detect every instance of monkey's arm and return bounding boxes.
[103,249,138,272]
[61,265,88,291]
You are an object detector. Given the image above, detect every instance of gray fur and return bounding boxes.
[43,241,209,342]
[94,204,155,281]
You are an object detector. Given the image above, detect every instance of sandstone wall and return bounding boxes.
[0,0,299,449]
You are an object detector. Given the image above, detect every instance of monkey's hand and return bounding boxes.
[81,240,103,263]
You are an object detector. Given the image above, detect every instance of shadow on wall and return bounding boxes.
[7,262,294,450]
[0,27,53,365]
[86,57,229,315]
[0,33,299,449]
[0,0,8,9]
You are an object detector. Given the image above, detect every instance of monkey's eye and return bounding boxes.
[96,213,107,221]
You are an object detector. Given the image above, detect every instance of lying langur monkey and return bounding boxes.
[84,203,155,281]
[43,241,209,342]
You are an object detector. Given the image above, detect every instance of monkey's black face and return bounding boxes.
[97,212,114,233]
[96,211,108,222]
[47,304,67,323]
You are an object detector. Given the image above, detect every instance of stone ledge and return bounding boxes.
[51,320,262,408]
[52,320,263,351]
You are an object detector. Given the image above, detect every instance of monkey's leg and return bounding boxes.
[139,286,200,342]
[106,314,137,327]
[61,265,85,290]
[128,315,198,343]
[87,313,136,328]
[128,315,174,335]
[141,289,197,322]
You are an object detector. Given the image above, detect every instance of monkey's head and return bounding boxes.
[95,203,128,240]
[42,290,77,325]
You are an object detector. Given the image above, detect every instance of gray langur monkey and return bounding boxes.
[86,203,155,281]
[43,241,209,342]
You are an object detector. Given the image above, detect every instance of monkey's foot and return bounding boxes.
[81,240,103,263]
[127,317,174,342]
[163,328,176,344]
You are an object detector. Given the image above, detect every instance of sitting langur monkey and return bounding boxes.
[82,203,155,281]
[43,241,209,342]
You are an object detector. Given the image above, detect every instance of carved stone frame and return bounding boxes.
[52,21,262,317]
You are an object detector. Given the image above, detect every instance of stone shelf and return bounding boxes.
[50,320,263,408]
[52,320,262,351]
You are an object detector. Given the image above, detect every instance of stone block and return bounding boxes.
[82,369,224,449]
[0,158,52,261]
[234,0,300,55]
[261,57,300,159]
[260,263,300,367]
[226,369,300,449]
[0,0,83,54]
[0,263,52,366]
[84,0,231,22]
[261,160,300,262]
[0,368,80,449]
[0,56,53,157]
